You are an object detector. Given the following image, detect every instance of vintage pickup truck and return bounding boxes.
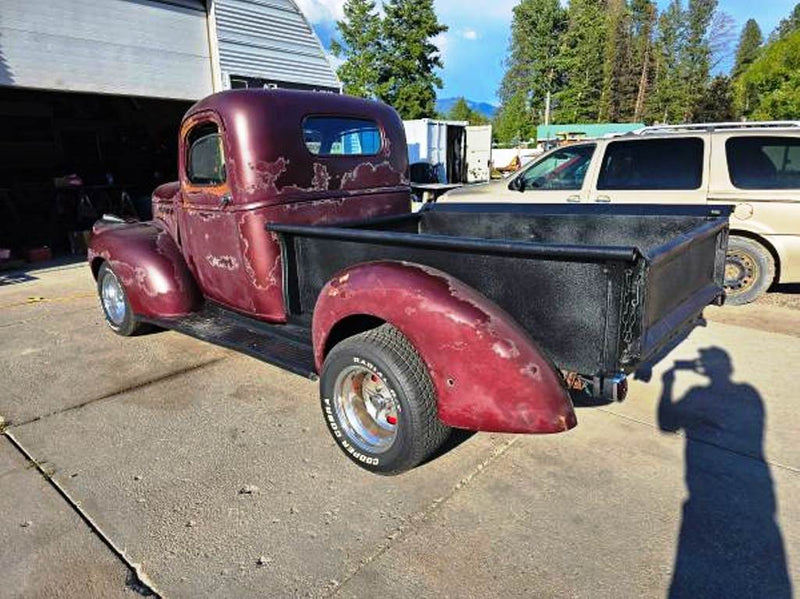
[88,90,730,474]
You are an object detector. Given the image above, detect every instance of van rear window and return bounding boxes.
[597,138,704,190]
[303,117,381,156]
[726,137,800,189]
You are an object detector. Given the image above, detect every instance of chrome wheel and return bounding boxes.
[724,250,758,294]
[101,270,127,326]
[333,366,399,454]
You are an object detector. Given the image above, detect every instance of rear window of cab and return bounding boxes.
[303,117,382,156]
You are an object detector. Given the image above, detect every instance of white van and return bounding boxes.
[441,123,800,304]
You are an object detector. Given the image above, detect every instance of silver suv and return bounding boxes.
[442,122,800,304]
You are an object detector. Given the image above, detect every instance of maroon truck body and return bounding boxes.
[88,90,728,472]
[88,90,575,442]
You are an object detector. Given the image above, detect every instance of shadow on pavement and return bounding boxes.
[423,429,476,466]
[770,282,800,294]
[658,347,792,599]
[0,255,86,287]
[0,272,38,286]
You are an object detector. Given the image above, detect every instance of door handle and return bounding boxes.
[219,194,232,208]
[595,195,611,203]
[566,195,581,203]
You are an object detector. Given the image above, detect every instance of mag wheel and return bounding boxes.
[320,324,450,474]
[97,262,142,336]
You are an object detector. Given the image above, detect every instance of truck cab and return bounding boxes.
[126,90,410,322]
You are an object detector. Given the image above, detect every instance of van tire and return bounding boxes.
[319,324,450,475]
[724,236,775,306]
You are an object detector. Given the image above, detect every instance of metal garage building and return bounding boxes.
[0,0,339,260]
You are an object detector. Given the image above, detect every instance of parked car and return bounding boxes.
[88,90,729,474]
[442,122,800,305]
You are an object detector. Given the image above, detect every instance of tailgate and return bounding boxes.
[635,218,728,362]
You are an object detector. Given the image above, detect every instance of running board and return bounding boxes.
[141,304,317,380]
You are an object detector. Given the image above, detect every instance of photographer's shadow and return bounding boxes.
[658,347,792,598]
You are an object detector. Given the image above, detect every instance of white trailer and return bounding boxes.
[403,119,492,184]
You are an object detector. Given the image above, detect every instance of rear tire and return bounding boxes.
[97,262,142,336]
[320,324,451,475]
[724,236,775,306]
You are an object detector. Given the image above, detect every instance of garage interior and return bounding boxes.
[0,0,340,268]
[0,87,190,259]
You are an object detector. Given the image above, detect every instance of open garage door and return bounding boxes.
[0,0,213,101]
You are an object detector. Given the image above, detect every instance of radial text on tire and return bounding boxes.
[319,324,451,474]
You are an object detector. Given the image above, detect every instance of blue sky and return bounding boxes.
[297,0,798,105]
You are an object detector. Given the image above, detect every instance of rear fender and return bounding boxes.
[313,261,576,434]
[88,221,202,318]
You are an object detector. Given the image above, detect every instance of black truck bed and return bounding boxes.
[270,203,730,379]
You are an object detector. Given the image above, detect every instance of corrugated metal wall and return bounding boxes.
[213,0,340,91]
[0,0,213,100]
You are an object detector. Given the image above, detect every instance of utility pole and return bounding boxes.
[545,90,551,127]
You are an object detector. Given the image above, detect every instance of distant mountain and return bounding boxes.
[436,98,498,119]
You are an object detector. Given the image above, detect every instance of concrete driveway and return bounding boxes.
[1,262,798,598]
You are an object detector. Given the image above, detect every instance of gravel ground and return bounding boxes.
[760,284,800,310]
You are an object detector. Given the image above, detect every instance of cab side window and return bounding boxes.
[597,138,704,190]
[726,137,800,189]
[187,123,226,185]
[517,144,595,191]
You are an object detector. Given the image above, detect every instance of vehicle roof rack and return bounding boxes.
[633,121,800,135]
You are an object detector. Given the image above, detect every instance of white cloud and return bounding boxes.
[295,0,518,25]
[461,28,479,40]
[294,0,345,23]
[434,32,449,61]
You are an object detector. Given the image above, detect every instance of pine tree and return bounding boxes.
[447,98,489,125]
[682,0,717,121]
[771,3,800,41]
[694,75,735,121]
[330,0,382,98]
[631,0,658,121]
[736,28,800,120]
[556,0,607,123]
[493,92,535,145]
[379,0,447,119]
[645,0,687,123]
[732,19,763,79]
[599,0,635,122]
[498,0,567,128]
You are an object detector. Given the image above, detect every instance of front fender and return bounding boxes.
[313,261,576,434]
[88,221,202,318]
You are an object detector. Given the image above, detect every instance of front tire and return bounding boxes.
[320,324,450,475]
[97,262,142,336]
[724,236,775,306]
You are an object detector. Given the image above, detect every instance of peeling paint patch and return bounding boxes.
[248,157,289,194]
[341,161,403,190]
[311,163,331,191]
[206,255,240,271]
[492,339,520,359]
